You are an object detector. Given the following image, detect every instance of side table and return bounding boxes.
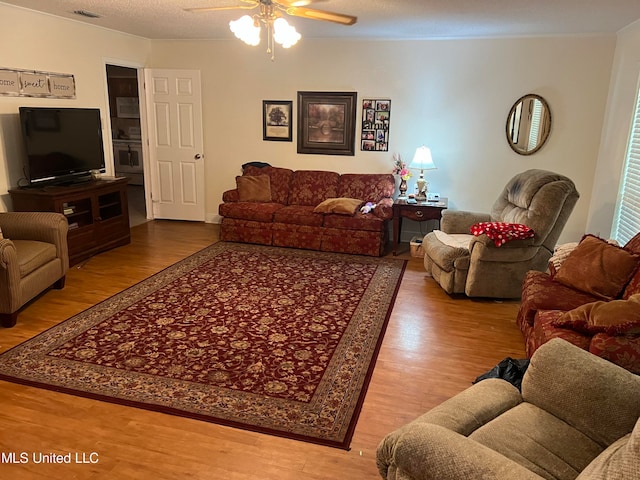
[392,198,448,255]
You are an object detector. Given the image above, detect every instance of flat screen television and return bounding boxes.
[19,107,106,186]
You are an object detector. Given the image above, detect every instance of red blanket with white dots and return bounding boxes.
[470,222,535,247]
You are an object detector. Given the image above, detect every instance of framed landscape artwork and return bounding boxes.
[263,100,293,141]
[297,91,357,155]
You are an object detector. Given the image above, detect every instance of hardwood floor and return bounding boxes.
[0,221,525,479]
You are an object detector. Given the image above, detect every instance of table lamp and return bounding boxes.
[410,146,436,201]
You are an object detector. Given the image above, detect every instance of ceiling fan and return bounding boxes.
[185,1,356,59]
[185,0,358,26]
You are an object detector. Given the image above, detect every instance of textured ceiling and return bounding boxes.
[2,0,640,40]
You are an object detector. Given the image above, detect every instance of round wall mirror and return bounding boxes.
[506,94,552,155]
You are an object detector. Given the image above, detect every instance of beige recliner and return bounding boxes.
[0,212,69,328]
[377,338,640,480]
[422,169,579,298]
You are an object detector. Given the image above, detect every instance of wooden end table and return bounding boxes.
[392,198,448,255]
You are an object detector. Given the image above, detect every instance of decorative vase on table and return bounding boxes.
[398,178,408,198]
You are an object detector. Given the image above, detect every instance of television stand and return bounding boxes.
[9,177,130,266]
[61,174,93,186]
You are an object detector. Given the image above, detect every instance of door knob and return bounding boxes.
[194,154,202,159]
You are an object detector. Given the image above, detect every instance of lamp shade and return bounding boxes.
[410,146,436,170]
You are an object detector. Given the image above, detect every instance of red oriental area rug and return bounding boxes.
[0,242,406,449]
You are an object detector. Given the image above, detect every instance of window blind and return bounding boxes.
[612,82,640,245]
[528,100,543,150]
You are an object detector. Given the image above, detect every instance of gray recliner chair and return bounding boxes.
[0,212,69,327]
[422,169,579,298]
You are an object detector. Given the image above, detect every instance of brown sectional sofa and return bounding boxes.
[218,165,396,256]
[516,232,640,374]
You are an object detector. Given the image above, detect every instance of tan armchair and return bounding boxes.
[0,212,69,328]
[377,338,640,480]
[423,169,579,298]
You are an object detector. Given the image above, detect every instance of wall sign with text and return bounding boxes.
[0,67,76,98]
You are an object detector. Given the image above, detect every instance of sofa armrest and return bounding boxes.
[377,423,543,480]
[222,189,240,203]
[415,378,522,435]
[523,338,640,447]
[374,197,393,220]
[467,235,538,264]
[441,210,491,234]
[518,270,600,326]
[377,379,522,479]
[0,238,19,273]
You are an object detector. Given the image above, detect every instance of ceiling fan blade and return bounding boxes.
[285,6,357,25]
[276,0,327,6]
[185,0,258,14]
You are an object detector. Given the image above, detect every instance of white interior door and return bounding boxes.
[144,69,205,221]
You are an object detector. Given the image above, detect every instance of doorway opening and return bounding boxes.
[105,64,148,227]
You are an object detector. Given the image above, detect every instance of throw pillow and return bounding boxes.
[553,234,640,300]
[313,198,363,215]
[236,175,272,203]
[552,294,640,335]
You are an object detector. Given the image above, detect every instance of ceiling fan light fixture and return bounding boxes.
[229,15,261,46]
[273,17,301,48]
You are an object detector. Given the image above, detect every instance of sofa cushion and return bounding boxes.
[11,240,57,278]
[313,197,363,215]
[552,295,640,335]
[288,170,340,206]
[554,235,640,300]
[322,213,385,232]
[589,333,640,375]
[218,202,284,223]
[337,173,395,203]
[219,217,273,245]
[469,403,603,480]
[273,205,324,227]
[624,232,640,254]
[518,270,601,327]
[622,267,640,299]
[243,165,293,205]
[576,419,640,480]
[321,228,385,256]
[236,175,272,202]
[532,310,592,352]
[622,233,640,298]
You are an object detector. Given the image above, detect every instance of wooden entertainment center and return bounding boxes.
[9,177,130,266]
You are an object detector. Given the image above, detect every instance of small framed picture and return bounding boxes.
[263,100,292,142]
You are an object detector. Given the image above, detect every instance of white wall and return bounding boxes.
[587,19,640,239]
[0,4,150,209]
[0,3,620,245]
[150,35,615,243]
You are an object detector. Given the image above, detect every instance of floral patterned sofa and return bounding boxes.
[218,165,395,256]
[516,232,640,373]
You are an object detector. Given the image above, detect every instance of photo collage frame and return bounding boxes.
[361,99,390,151]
